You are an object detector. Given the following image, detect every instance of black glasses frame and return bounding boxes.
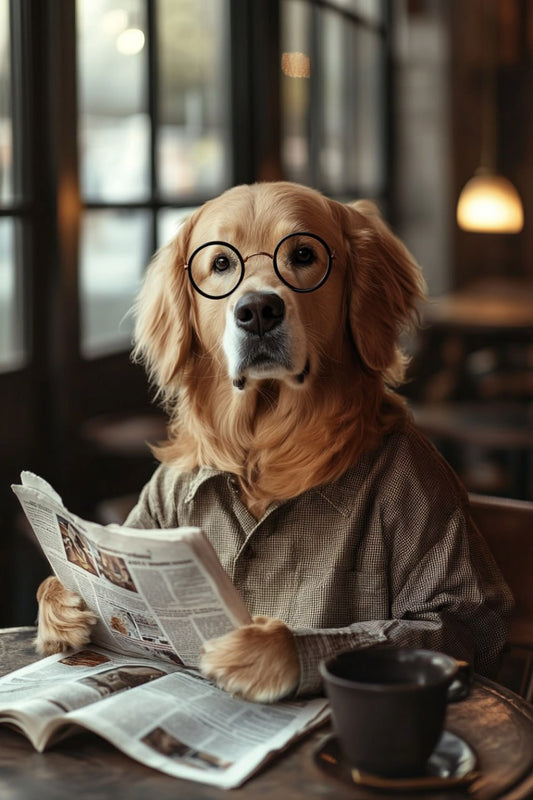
[183,231,335,299]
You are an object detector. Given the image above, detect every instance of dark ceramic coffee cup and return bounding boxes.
[319,648,471,778]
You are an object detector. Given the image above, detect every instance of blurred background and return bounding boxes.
[1,0,532,626]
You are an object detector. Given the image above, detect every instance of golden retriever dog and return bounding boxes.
[35,182,511,703]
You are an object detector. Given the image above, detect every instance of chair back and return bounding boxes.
[469,492,533,699]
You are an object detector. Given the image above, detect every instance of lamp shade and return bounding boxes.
[457,172,524,233]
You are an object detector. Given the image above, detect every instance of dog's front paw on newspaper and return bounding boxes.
[35,576,98,656]
[199,616,300,703]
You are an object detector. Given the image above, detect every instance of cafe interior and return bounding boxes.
[1,0,533,700]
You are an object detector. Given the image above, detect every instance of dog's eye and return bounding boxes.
[291,246,316,266]
[212,255,232,273]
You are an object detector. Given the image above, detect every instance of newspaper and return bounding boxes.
[12,471,253,668]
[0,647,329,788]
[10,472,330,787]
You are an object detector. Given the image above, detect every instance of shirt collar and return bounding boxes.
[184,464,357,517]
[184,466,227,503]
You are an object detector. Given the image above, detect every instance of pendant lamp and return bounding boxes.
[456,0,523,233]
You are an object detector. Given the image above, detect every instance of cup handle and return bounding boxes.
[447,660,472,702]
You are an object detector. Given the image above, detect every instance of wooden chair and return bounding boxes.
[469,492,533,700]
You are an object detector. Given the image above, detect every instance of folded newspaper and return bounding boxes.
[8,471,329,789]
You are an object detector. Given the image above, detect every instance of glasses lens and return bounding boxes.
[188,242,244,298]
[274,233,331,292]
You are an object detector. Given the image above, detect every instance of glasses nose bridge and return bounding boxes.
[243,250,275,266]
[241,250,278,287]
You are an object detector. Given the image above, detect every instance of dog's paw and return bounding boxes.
[199,616,300,703]
[35,576,98,656]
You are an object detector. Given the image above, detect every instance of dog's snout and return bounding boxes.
[234,292,285,337]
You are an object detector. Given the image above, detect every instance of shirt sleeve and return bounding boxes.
[124,464,180,529]
[292,497,514,697]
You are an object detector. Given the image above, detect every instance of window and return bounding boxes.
[281,0,389,201]
[157,0,231,199]
[0,0,25,371]
[0,0,394,626]
[76,0,232,357]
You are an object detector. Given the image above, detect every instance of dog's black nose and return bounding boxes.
[234,292,285,336]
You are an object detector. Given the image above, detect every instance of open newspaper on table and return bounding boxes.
[9,472,329,788]
[0,647,328,788]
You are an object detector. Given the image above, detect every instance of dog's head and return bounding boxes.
[133,182,425,400]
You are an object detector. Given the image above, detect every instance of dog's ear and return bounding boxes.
[343,200,426,386]
[132,218,194,393]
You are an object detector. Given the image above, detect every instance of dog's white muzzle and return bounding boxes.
[222,290,308,388]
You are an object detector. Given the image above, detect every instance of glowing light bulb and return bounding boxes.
[457,173,524,233]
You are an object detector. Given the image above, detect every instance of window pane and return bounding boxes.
[319,10,385,194]
[77,0,149,201]
[157,0,231,198]
[281,1,386,195]
[0,0,13,204]
[281,0,312,184]
[344,27,385,193]
[158,207,196,247]
[80,210,151,358]
[320,10,345,192]
[328,0,384,24]
[0,218,24,371]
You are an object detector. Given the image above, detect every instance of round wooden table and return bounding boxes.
[1,627,533,799]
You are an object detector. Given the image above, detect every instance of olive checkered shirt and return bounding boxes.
[125,420,513,696]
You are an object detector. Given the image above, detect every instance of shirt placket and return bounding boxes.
[227,476,282,586]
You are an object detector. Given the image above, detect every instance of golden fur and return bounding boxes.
[36,182,425,700]
[35,576,98,655]
[133,183,425,517]
[201,616,300,703]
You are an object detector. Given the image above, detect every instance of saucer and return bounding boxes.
[314,731,479,792]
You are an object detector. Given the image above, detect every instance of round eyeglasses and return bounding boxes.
[183,231,335,299]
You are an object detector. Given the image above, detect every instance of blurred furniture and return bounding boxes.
[412,403,533,497]
[96,492,141,525]
[77,410,168,520]
[407,279,533,499]
[469,492,533,700]
[3,627,533,799]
